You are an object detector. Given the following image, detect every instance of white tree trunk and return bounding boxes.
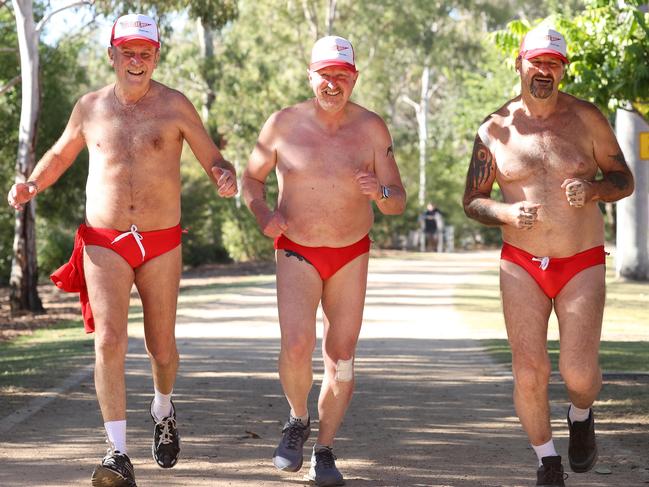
[10,0,43,311]
[417,66,429,209]
[615,108,649,281]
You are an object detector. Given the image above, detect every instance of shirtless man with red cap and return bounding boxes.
[7,13,237,487]
[463,25,634,487]
[243,35,406,486]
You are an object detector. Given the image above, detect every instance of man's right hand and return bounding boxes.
[7,182,38,211]
[508,201,541,230]
[260,210,288,238]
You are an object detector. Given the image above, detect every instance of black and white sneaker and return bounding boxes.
[151,399,181,468]
[91,450,137,487]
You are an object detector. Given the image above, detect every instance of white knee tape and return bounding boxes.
[334,357,354,382]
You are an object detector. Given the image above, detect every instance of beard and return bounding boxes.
[529,76,554,99]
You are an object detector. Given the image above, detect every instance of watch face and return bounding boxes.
[382,186,391,199]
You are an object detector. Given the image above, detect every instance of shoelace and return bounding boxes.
[541,463,568,483]
[283,423,306,450]
[315,448,337,469]
[156,417,177,446]
[103,450,134,478]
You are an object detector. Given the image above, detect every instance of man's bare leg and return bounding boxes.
[276,251,322,417]
[273,251,322,471]
[500,260,554,447]
[555,264,605,473]
[318,252,368,446]
[84,246,134,427]
[136,245,182,468]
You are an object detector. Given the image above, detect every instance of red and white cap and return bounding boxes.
[519,26,568,64]
[110,14,160,48]
[310,36,356,72]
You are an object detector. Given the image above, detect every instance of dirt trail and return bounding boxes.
[1,252,647,486]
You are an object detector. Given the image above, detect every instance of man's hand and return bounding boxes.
[561,178,592,208]
[7,182,38,210]
[508,201,541,230]
[212,166,238,198]
[354,169,381,200]
[260,210,288,239]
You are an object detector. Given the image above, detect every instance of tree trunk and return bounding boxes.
[10,0,43,312]
[417,66,430,209]
[615,108,649,281]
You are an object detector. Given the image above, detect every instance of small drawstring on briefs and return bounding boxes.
[111,224,145,261]
[532,255,550,271]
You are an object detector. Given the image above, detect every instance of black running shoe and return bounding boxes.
[272,418,310,472]
[536,455,567,487]
[307,446,345,486]
[568,407,598,472]
[91,450,137,487]
[151,399,181,468]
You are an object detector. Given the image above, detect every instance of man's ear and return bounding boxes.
[515,55,522,73]
[108,46,115,66]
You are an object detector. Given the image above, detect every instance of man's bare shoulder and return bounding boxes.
[262,102,307,133]
[76,85,111,109]
[478,97,520,146]
[559,92,608,124]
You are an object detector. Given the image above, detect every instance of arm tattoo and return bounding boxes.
[386,145,394,157]
[467,137,494,190]
[607,152,631,190]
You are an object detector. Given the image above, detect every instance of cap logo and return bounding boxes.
[335,45,348,51]
[120,20,153,29]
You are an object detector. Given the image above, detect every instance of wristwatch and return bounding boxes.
[380,185,391,200]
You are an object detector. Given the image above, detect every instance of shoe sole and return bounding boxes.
[305,474,345,487]
[569,448,598,473]
[272,454,303,472]
[91,465,136,487]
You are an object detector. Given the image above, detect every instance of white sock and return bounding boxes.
[569,404,591,423]
[532,438,558,467]
[289,410,309,424]
[104,420,127,454]
[152,388,173,422]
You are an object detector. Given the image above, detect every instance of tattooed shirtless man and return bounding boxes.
[462,26,634,487]
[242,36,405,486]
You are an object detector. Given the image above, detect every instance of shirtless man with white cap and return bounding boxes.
[243,35,405,486]
[463,25,634,486]
[7,13,236,487]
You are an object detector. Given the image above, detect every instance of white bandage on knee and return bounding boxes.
[334,357,354,382]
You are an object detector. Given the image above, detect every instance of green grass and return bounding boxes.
[480,339,649,373]
[0,321,93,389]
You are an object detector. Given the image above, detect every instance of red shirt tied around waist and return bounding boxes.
[50,223,182,332]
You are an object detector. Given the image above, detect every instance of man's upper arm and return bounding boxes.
[589,105,633,185]
[244,113,279,183]
[177,93,225,170]
[50,100,86,165]
[463,131,497,207]
[371,115,403,189]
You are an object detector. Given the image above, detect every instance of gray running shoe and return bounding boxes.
[307,446,345,486]
[272,418,310,471]
[151,399,181,468]
[91,450,137,487]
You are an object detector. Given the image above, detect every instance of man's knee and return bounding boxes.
[561,363,602,394]
[95,328,128,359]
[281,334,316,364]
[148,345,179,368]
[333,356,354,382]
[513,360,551,392]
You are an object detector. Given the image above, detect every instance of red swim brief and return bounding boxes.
[274,234,371,280]
[50,223,182,333]
[500,242,606,299]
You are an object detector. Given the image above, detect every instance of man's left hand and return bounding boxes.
[212,166,238,198]
[561,178,592,208]
[354,169,381,200]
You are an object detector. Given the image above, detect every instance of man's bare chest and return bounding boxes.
[494,125,596,183]
[85,108,181,160]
